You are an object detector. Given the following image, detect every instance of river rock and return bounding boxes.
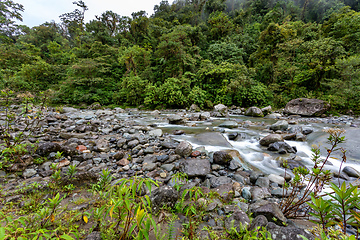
[213,151,232,165]
[255,177,270,188]
[36,142,62,157]
[210,176,232,188]
[146,128,164,137]
[284,98,330,117]
[342,166,360,178]
[195,132,232,148]
[175,141,193,157]
[259,134,283,147]
[268,142,296,154]
[270,120,288,131]
[265,113,282,119]
[268,174,285,185]
[23,169,37,178]
[213,104,228,117]
[168,115,185,124]
[219,121,238,129]
[261,106,272,115]
[181,159,211,177]
[266,222,314,240]
[150,186,179,213]
[224,210,250,233]
[251,202,286,225]
[249,215,268,231]
[251,187,271,201]
[245,107,264,117]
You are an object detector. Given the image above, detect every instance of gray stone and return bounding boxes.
[245,107,264,117]
[150,186,179,213]
[60,132,88,139]
[266,222,314,240]
[149,129,163,137]
[265,113,282,119]
[268,142,296,154]
[270,120,288,131]
[255,177,270,188]
[224,210,250,233]
[23,169,37,178]
[249,215,268,231]
[210,176,232,188]
[342,166,360,178]
[84,231,101,240]
[0,170,6,178]
[259,134,283,147]
[195,132,232,148]
[251,187,271,201]
[181,159,211,177]
[284,98,330,117]
[219,121,238,129]
[168,115,185,124]
[142,162,157,171]
[36,142,62,157]
[261,106,272,115]
[175,141,193,157]
[268,174,285,186]
[229,159,242,170]
[117,138,127,148]
[251,202,286,225]
[160,164,175,172]
[213,151,232,165]
[214,104,228,116]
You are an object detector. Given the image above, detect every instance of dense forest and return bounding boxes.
[1,0,360,113]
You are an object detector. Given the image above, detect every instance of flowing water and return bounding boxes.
[127,112,360,180]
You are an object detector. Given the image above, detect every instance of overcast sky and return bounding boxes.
[15,0,164,27]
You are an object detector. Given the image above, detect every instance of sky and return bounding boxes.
[15,0,164,27]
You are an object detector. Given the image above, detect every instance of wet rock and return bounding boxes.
[181,159,211,177]
[251,202,286,225]
[227,132,238,140]
[219,121,238,129]
[150,186,179,213]
[259,134,283,147]
[284,98,330,117]
[173,130,185,135]
[36,142,62,157]
[156,155,169,163]
[213,151,232,165]
[175,141,193,157]
[270,120,288,131]
[280,159,307,171]
[342,166,360,178]
[245,107,264,117]
[229,159,242,170]
[268,142,296,154]
[224,210,250,233]
[302,127,313,135]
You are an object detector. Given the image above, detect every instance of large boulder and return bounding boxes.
[266,222,314,240]
[270,120,289,131]
[284,98,330,117]
[245,107,264,117]
[168,114,185,124]
[251,202,286,225]
[224,210,250,233]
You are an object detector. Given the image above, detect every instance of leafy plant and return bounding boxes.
[280,128,346,218]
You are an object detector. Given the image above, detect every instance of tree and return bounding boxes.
[0,0,24,42]
[59,1,88,44]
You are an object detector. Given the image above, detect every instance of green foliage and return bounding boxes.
[116,75,149,106]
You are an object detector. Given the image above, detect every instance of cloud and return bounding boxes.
[15,0,162,27]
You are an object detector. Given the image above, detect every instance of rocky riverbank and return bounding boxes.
[1,103,359,239]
